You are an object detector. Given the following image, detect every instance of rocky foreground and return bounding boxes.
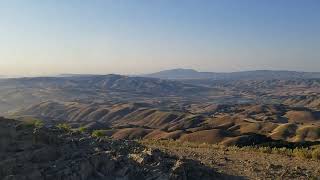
[0,117,234,180]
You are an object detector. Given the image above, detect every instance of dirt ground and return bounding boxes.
[141,140,320,180]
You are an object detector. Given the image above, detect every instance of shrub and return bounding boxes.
[92,130,105,138]
[33,119,44,128]
[78,126,87,133]
[272,147,293,156]
[19,117,44,129]
[293,148,312,159]
[258,147,272,154]
[56,123,72,131]
[311,148,320,160]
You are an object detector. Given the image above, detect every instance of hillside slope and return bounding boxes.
[0,117,228,180]
[14,102,320,145]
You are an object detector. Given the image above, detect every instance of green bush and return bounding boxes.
[92,130,105,138]
[33,119,44,128]
[19,117,44,129]
[56,123,72,131]
[78,126,87,133]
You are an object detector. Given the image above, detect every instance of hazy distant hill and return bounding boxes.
[0,75,13,79]
[144,68,320,80]
[0,74,206,95]
[0,74,212,113]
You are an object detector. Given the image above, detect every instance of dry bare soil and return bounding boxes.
[141,140,320,179]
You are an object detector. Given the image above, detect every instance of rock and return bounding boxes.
[0,158,17,177]
[115,166,130,176]
[3,175,27,180]
[31,147,60,163]
[27,170,42,180]
[129,153,151,165]
[78,160,94,180]
[33,128,60,145]
[0,119,223,180]
[90,153,116,174]
[170,160,187,180]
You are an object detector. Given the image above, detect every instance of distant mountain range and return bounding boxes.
[143,68,320,80]
[0,75,12,79]
[0,74,204,95]
[0,74,212,113]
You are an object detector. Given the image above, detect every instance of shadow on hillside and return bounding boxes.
[258,139,320,149]
[236,132,320,149]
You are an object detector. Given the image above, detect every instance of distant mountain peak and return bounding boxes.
[160,68,199,73]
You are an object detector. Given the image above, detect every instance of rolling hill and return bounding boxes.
[0,74,214,114]
[13,101,320,145]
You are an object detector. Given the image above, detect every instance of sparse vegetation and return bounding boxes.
[238,145,320,160]
[241,146,320,160]
[141,139,320,161]
[311,147,320,160]
[17,117,44,129]
[33,119,44,128]
[92,130,105,138]
[78,126,87,133]
[56,123,72,131]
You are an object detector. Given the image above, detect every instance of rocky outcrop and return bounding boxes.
[0,117,224,180]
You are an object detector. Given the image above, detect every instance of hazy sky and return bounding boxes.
[0,0,320,76]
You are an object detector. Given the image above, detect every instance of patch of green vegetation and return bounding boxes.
[92,130,106,138]
[56,123,72,131]
[32,119,44,128]
[18,117,44,129]
[78,126,87,133]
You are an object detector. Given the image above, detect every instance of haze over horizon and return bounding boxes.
[1,0,320,76]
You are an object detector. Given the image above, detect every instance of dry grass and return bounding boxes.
[140,139,320,161]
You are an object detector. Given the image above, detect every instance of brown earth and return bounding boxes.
[142,140,320,179]
[14,102,320,145]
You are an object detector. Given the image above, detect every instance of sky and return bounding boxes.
[0,0,319,76]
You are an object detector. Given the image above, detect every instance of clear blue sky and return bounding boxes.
[0,0,319,75]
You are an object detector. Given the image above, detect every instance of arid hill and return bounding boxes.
[13,101,320,146]
[1,74,320,114]
[1,71,320,179]
[0,75,219,114]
